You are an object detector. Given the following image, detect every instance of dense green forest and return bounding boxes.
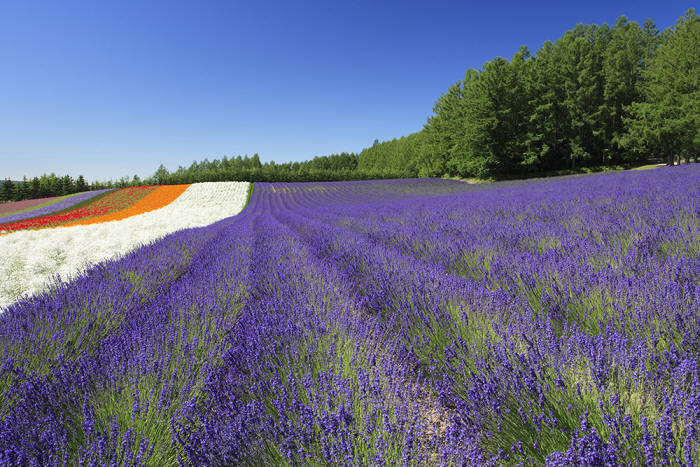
[152,10,696,185]
[2,10,697,202]
[358,10,698,178]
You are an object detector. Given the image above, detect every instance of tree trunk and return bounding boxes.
[666,153,674,166]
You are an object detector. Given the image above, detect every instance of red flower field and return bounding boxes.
[0,186,159,232]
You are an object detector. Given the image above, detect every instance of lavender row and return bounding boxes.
[268,173,698,463]
[174,214,453,464]
[245,167,699,464]
[0,189,112,224]
[0,213,255,464]
[0,166,698,464]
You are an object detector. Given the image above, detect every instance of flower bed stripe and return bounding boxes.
[0,181,249,309]
[62,184,190,227]
[0,186,157,232]
[0,190,111,224]
[0,194,76,216]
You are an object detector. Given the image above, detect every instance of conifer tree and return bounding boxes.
[623,9,699,164]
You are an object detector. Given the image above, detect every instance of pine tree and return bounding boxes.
[75,175,88,192]
[603,17,647,163]
[1,179,15,202]
[30,177,40,198]
[19,176,31,200]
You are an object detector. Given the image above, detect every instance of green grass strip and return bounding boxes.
[241,182,254,212]
[631,163,665,171]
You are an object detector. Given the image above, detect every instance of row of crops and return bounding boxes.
[0,189,112,225]
[0,182,250,309]
[0,167,698,464]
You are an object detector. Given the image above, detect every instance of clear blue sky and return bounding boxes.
[0,0,694,181]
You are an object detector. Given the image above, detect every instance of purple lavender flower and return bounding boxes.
[0,166,698,464]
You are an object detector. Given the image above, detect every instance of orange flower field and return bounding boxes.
[0,186,161,233]
[62,184,190,227]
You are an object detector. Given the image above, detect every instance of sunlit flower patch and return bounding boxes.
[0,181,249,309]
[0,194,76,216]
[63,184,190,226]
[0,186,157,232]
[0,189,112,224]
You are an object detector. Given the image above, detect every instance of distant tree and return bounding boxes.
[60,175,74,195]
[357,134,423,177]
[47,174,61,196]
[154,164,170,184]
[30,177,40,198]
[1,179,15,202]
[75,175,88,192]
[17,176,31,200]
[116,176,130,188]
[602,16,647,164]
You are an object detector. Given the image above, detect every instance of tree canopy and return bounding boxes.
[357,10,698,179]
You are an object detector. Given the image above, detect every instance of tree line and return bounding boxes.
[130,9,699,183]
[3,10,697,203]
[0,174,90,203]
[358,10,698,178]
[1,152,399,203]
[144,152,403,184]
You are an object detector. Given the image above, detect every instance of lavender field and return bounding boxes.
[0,166,698,465]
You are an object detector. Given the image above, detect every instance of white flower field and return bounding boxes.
[0,182,249,310]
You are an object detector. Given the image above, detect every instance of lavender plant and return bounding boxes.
[0,166,698,465]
